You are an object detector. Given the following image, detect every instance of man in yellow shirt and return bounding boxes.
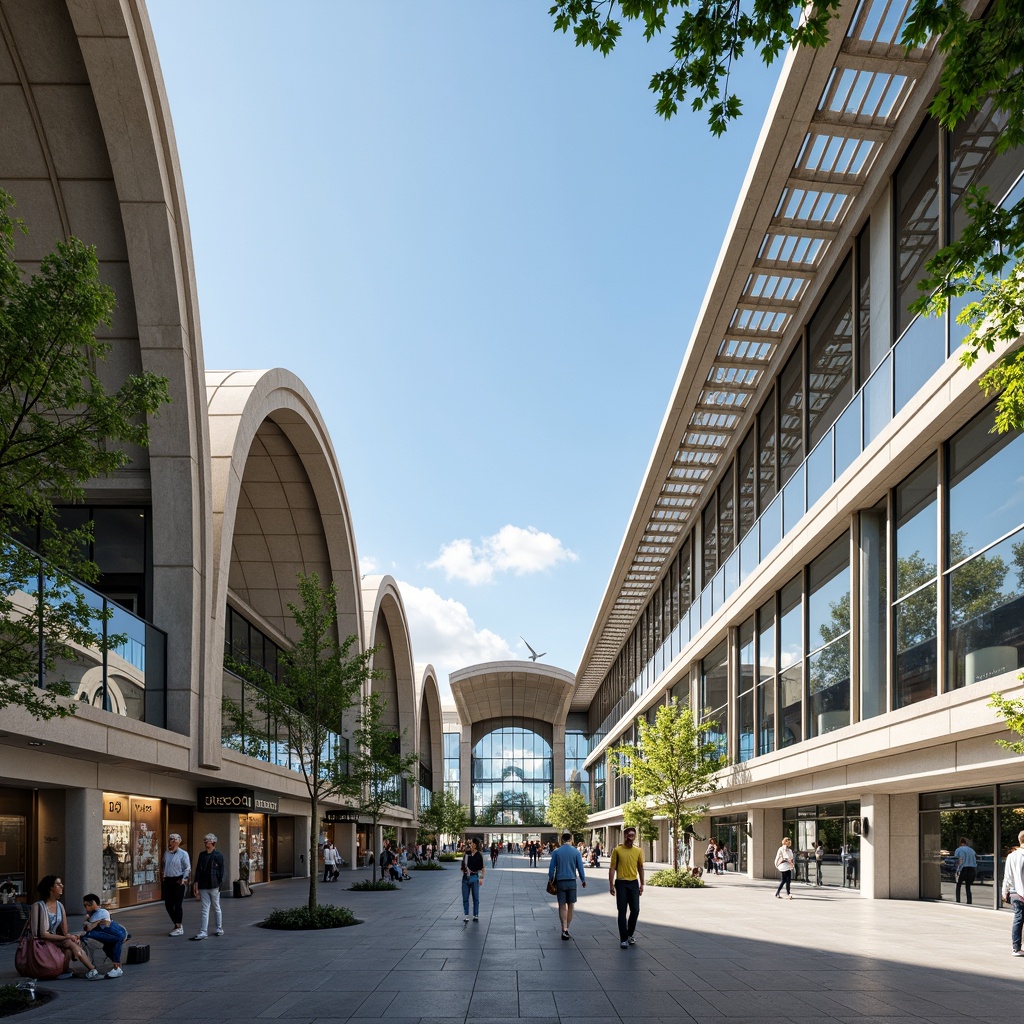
[608,826,644,949]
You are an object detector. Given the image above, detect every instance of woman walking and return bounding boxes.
[461,839,485,922]
[774,837,795,899]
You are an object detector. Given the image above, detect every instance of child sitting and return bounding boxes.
[79,894,126,978]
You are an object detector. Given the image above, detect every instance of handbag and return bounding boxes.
[545,878,558,897]
[15,917,70,980]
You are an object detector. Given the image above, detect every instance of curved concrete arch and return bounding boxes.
[418,666,444,799]
[206,368,363,764]
[360,575,417,760]
[0,1,213,747]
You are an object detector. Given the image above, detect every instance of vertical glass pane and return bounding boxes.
[738,429,757,539]
[703,498,718,587]
[894,312,944,415]
[895,119,940,338]
[896,456,938,600]
[759,391,777,510]
[758,598,776,756]
[779,343,804,486]
[834,391,861,479]
[862,351,893,447]
[808,255,854,448]
[895,582,937,707]
[778,578,802,745]
[809,636,850,736]
[807,432,834,509]
[761,492,782,559]
[947,528,1024,691]
[856,222,875,386]
[739,521,759,585]
[738,618,755,761]
[859,506,888,721]
[808,534,850,654]
[782,463,806,537]
[719,472,735,561]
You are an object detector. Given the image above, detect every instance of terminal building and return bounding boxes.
[571,0,1024,907]
[0,0,442,911]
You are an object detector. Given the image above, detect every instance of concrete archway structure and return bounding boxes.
[0,0,213,743]
[205,368,363,768]
[418,666,444,813]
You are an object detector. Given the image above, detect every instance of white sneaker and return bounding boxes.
[214,928,224,936]
[190,932,207,941]
[620,940,629,949]
[464,915,469,922]
[85,970,101,980]
[105,967,123,979]
[627,937,636,945]
[169,927,183,936]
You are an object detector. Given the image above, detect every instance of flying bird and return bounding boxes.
[520,637,546,662]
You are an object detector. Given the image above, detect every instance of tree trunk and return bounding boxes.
[671,813,679,872]
[308,795,319,914]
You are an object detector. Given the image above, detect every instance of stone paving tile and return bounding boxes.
[517,970,597,990]
[516,991,557,1017]
[468,991,513,1016]
[377,970,477,991]
[551,989,617,1017]
[383,991,472,1019]
[348,991,399,1018]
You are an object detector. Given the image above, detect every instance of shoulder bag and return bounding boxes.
[15,910,71,980]
[545,878,558,896]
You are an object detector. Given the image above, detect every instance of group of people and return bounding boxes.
[704,840,733,875]
[23,831,226,982]
[461,828,645,949]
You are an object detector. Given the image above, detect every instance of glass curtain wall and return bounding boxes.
[700,640,728,758]
[807,535,851,737]
[443,731,460,797]
[919,784,1024,908]
[471,719,553,826]
[782,802,861,888]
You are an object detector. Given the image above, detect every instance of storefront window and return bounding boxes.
[807,535,851,737]
[239,814,266,885]
[778,578,803,746]
[783,802,860,888]
[101,792,162,909]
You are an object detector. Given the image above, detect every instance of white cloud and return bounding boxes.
[428,524,577,585]
[397,581,514,699]
[359,555,380,575]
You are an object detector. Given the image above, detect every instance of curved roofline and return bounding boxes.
[450,660,575,687]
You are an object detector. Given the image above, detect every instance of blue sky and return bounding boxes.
[146,1,779,699]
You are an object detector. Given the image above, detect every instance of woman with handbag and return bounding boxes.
[23,876,101,979]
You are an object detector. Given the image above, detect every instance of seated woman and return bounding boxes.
[31,876,101,980]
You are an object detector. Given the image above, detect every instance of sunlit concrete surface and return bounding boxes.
[4,854,1019,1023]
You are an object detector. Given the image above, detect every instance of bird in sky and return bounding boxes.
[520,637,546,662]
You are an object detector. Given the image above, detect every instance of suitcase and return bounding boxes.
[126,944,150,964]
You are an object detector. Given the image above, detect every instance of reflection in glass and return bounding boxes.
[895,582,937,707]
[471,721,553,825]
[758,599,776,755]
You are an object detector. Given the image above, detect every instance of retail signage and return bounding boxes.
[197,788,279,813]
[322,810,360,824]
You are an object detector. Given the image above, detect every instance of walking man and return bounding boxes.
[191,833,225,940]
[161,833,190,936]
[609,826,644,949]
[954,837,978,904]
[548,832,587,940]
[1002,830,1024,955]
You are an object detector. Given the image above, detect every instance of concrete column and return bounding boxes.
[460,729,472,814]
[860,794,889,899]
[747,808,765,878]
[761,807,784,879]
[337,822,357,871]
[64,788,102,907]
[890,793,919,899]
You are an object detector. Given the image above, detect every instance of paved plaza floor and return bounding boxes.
[2,853,1019,1023]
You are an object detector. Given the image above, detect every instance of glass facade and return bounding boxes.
[782,802,861,888]
[471,719,553,826]
[443,730,461,797]
[565,719,591,803]
[920,784,1024,909]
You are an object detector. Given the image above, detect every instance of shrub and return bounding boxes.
[349,878,398,891]
[438,852,462,862]
[0,985,31,1017]
[412,861,445,870]
[261,904,358,929]
[647,868,706,888]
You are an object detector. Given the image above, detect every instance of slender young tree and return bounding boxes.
[546,788,591,841]
[609,698,727,871]
[0,190,169,719]
[229,572,371,914]
[419,788,469,853]
[338,691,419,882]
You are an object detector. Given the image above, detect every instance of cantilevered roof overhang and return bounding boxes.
[572,0,965,711]
[450,661,576,726]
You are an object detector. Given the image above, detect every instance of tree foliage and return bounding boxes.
[337,690,419,882]
[419,787,469,848]
[0,189,169,719]
[549,1,1024,431]
[228,573,370,913]
[609,698,726,870]
[622,798,661,850]
[477,789,546,827]
[989,691,1024,755]
[547,787,591,839]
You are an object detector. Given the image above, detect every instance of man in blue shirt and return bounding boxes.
[548,833,586,940]
[954,837,978,905]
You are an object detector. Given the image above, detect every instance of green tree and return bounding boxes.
[419,788,469,850]
[989,691,1024,755]
[547,788,591,840]
[622,798,661,858]
[229,573,369,913]
[338,691,419,882]
[549,1,1024,432]
[0,190,169,719]
[609,698,727,871]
